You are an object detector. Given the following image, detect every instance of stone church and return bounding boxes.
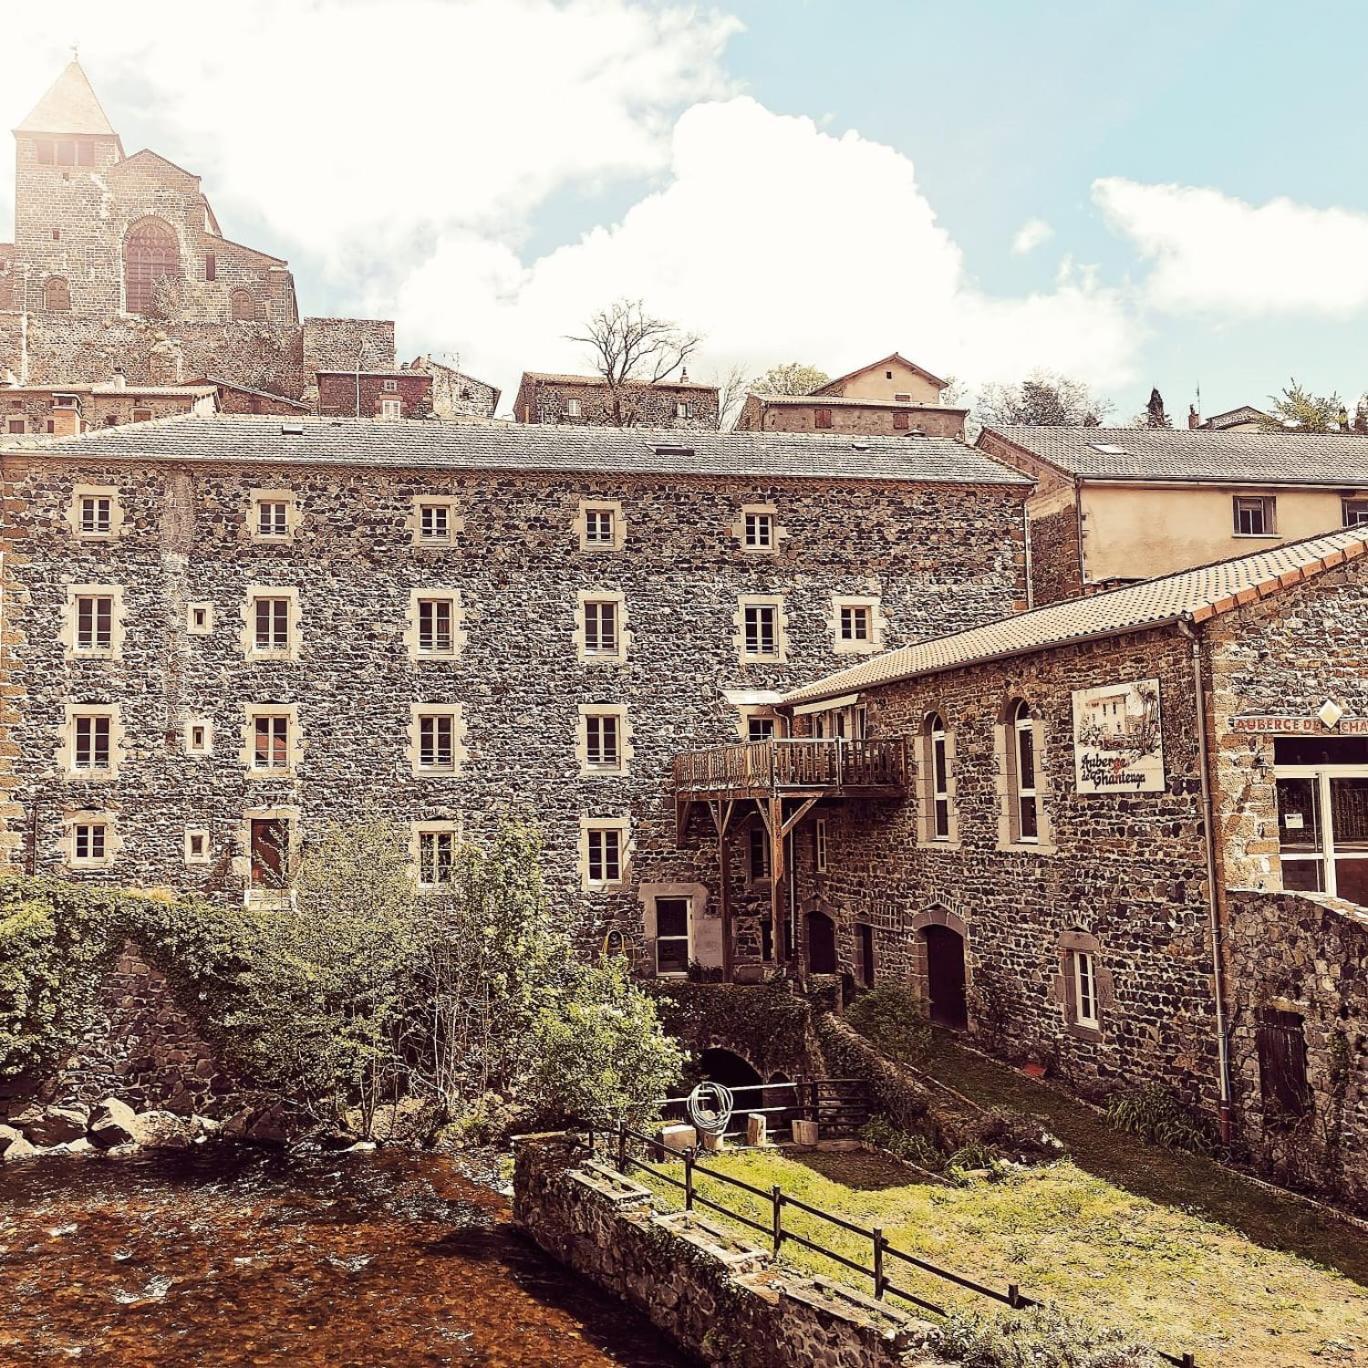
[0,61,489,412]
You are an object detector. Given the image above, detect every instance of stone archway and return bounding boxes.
[124,217,180,317]
[908,906,971,1030]
[806,909,838,975]
[697,1047,763,1091]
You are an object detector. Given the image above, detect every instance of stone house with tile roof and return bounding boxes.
[712,529,1368,1206]
[513,371,720,428]
[978,425,1368,605]
[0,416,1028,994]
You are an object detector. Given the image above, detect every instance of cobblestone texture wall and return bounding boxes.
[792,624,1222,1114]
[316,371,433,419]
[515,377,719,428]
[736,398,966,440]
[0,452,1025,956]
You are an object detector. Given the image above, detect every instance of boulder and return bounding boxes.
[130,1110,194,1150]
[4,1105,43,1129]
[53,1137,95,1158]
[25,1106,89,1147]
[0,1123,27,1157]
[0,1128,38,1163]
[244,1103,292,1147]
[89,1097,139,1149]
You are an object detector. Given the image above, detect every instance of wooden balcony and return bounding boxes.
[673,737,908,801]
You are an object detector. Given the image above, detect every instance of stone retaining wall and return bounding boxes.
[513,1132,948,1367]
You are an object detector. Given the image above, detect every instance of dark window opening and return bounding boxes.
[1256,1008,1310,1118]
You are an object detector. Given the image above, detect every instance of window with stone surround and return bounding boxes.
[1072,951,1099,1029]
[580,816,629,890]
[255,499,289,539]
[380,398,402,420]
[737,596,786,662]
[410,704,465,776]
[71,818,109,866]
[184,826,211,865]
[185,717,213,756]
[415,498,459,546]
[565,397,582,418]
[251,594,293,656]
[406,589,465,661]
[61,705,121,778]
[831,596,883,655]
[68,485,121,540]
[1053,929,1111,1037]
[1233,494,1276,536]
[74,714,111,770]
[653,896,692,975]
[578,593,626,663]
[924,712,952,842]
[66,586,121,657]
[417,829,457,888]
[1006,698,1040,844]
[745,712,777,743]
[248,709,294,774]
[44,276,71,312]
[580,706,629,775]
[188,602,214,635]
[230,288,259,322]
[125,218,179,317]
[744,510,775,550]
[577,500,624,552]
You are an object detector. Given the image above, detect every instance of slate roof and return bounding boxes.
[519,371,718,391]
[814,352,949,394]
[16,61,117,137]
[783,527,1368,706]
[749,393,966,413]
[0,414,1031,485]
[982,426,1368,485]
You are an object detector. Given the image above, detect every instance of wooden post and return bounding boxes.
[1008,1283,1021,1309]
[771,1185,783,1256]
[616,1119,627,1174]
[684,1147,695,1211]
[718,821,733,983]
[768,795,785,968]
[873,1227,885,1300]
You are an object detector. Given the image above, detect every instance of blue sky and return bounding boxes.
[6,0,1367,419]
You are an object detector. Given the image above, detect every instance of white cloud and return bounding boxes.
[1094,177,1368,317]
[398,100,1139,406]
[1011,217,1053,255]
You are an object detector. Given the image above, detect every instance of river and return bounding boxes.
[0,1145,685,1368]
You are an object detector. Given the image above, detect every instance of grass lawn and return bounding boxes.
[642,1147,1368,1367]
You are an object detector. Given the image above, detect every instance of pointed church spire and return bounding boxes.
[15,59,118,138]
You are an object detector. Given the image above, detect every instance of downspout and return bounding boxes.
[1072,479,1086,595]
[1021,494,1034,610]
[1178,616,1234,1142]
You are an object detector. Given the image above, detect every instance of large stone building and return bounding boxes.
[715,529,1366,1204]
[0,416,1028,967]
[736,354,967,439]
[0,61,400,406]
[3,379,218,438]
[977,425,1368,605]
[513,372,719,428]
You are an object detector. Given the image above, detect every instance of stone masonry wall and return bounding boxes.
[792,624,1222,1115]
[1024,492,1083,606]
[517,377,719,429]
[1225,890,1368,1210]
[0,451,1026,956]
[736,398,966,440]
[513,1132,943,1368]
[316,371,433,419]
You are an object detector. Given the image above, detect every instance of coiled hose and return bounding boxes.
[685,1081,734,1138]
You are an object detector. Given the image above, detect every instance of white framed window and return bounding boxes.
[841,604,871,643]
[675,400,692,419]
[1072,950,1100,1030]
[1233,494,1275,536]
[748,824,771,882]
[815,817,829,873]
[256,500,289,539]
[654,896,692,975]
[408,704,465,776]
[1343,498,1368,527]
[72,819,108,865]
[565,397,582,418]
[254,596,291,653]
[251,712,292,773]
[1010,699,1040,844]
[409,496,462,547]
[582,710,623,772]
[744,510,775,550]
[406,589,465,661]
[581,597,623,659]
[185,827,211,865]
[380,397,402,420]
[927,712,951,841]
[743,602,778,659]
[80,494,111,535]
[580,816,629,890]
[73,713,112,770]
[577,500,624,552]
[830,595,883,654]
[382,378,398,393]
[420,502,451,542]
[64,586,123,659]
[68,485,121,540]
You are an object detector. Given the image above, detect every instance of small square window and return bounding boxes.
[383,378,398,393]
[893,411,910,431]
[6,418,25,435]
[186,720,211,755]
[188,602,213,635]
[840,604,872,642]
[72,821,107,864]
[257,500,289,538]
[893,391,911,402]
[1233,495,1275,536]
[744,511,775,550]
[419,503,452,542]
[675,400,692,419]
[185,828,210,864]
[814,408,833,429]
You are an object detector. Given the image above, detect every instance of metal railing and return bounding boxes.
[672,737,907,794]
[598,1120,1197,1368]
[655,1078,869,1137]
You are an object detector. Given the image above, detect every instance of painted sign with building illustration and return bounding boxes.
[1072,678,1165,793]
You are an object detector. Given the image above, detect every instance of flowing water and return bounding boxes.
[0,1146,685,1368]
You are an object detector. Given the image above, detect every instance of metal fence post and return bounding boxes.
[684,1147,695,1211]
[771,1185,783,1257]
[873,1227,885,1300]
[616,1119,627,1174]
[1007,1283,1021,1309]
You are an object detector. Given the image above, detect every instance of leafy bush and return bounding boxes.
[1104,1085,1217,1155]
[844,982,931,1066]
[858,1114,946,1171]
[930,1307,1162,1367]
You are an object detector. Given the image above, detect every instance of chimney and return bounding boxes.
[111,367,126,391]
[1187,403,1200,430]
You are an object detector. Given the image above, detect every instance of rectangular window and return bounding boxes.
[814,407,833,429]
[655,896,691,975]
[187,721,210,755]
[254,597,290,652]
[1012,704,1040,843]
[744,511,775,550]
[1256,1007,1310,1117]
[747,715,776,743]
[257,500,289,538]
[80,495,112,535]
[749,825,771,881]
[73,822,107,863]
[417,713,456,772]
[383,379,398,393]
[380,398,402,419]
[417,598,455,655]
[584,713,621,769]
[186,828,209,863]
[6,418,25,434]
[1343,498,1368,527]
[930,721,951,841]
[250,817,288,887]
[743,603,778,658]
[565,397,582,418]
[893,411,910,431]
[675,400,692,419]
[1233,495,1275,536]
[419,503,451,542]
[815,818,828,873]
[584,508,615,546]
[1072,951,1099,1029]
[893,391,911,402]
[252,714,290,771]
[839,604,872,643]
[205,253,217,281]
[583,600,619,655]
[74,594,113,651]
[131,408,153,424]
[586,827,622,885]
[418,830,457,887]
[73,715,111,770]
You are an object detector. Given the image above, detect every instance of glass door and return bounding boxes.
[1275,763,1368,905]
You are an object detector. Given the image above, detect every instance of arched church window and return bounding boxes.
[124,218,180,316]
[44,276,71,312]
[230,288,260,322]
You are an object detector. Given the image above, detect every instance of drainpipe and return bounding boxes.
[1178,617,1234,1142]
[1021,495,1034,610]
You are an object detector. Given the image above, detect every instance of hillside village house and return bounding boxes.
[512,371,720,428]
[2,379,218,437]
[736,353,968,439]
[0,414,1028,971]
[687,529,1365,1202]
[977,426,1368,605]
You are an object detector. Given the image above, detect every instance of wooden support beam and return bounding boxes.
[780,796,819,839]
[768,795,785,968]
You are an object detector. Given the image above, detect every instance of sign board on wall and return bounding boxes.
[1072,678,1165,793]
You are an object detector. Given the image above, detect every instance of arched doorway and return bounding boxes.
[697,1047,762,1091]
[124,218,180,316]
[806,910,837,974]
[923,925,967,1029]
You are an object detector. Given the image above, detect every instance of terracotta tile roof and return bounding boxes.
[813,352,949,394]
[0,414,1031,486]
[16,61,117,137]
[783,527,1368,705]
[983,426,1368,484]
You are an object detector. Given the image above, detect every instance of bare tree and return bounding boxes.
[568,298,702,427]
[710,362,749,431]
[976,370,1113,428]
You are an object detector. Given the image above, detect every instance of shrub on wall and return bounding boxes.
[843,982,931,1066]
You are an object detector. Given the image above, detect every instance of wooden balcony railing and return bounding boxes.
[673,737,907,797]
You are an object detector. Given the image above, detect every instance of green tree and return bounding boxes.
[748,362,830,396]
[1262,379,1348,433]
[528,956,685,1127]
[977,371,1112,427]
